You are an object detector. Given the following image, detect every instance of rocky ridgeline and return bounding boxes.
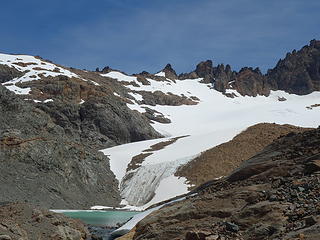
[93,39,320,98]
[267,39,320,95]
[176,39,320,96]
[131,127,320,240]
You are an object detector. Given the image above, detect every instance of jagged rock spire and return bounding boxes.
[161,63,178,80]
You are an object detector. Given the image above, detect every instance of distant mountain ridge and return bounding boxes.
[135,39,320,97]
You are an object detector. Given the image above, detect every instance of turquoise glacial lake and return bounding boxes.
[55,210,139,226]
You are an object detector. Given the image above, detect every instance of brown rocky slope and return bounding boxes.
[177,123,309,188]
[132,127,320,240]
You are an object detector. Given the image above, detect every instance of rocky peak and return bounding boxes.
[161,63,177,79]
[266,39,320,95]
[139,70,150,76]
[100,66,113,73]
[310,39,320,49]
[213,64,236,93]
[235,67,270,96]
[195,60,214,83]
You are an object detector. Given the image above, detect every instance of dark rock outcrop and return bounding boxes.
[161,64,177,80]
[179,60,215,82]
[18,73,162,148]
[195,60,215,83]
[179,61,269,96]
[213,64,236,93]
[0,64,23,83]
[138,90,197,106]
[132,127,320,240]
[234,67,270,96]
[267,39,320,95]
[0,203,90,239]
[78,96,161,146]
[0,85,121,209]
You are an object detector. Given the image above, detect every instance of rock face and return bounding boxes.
[234,67,270,96]
[0,64,23,83]
[162,64,178,80]
[138,90,197,106]
[212,64,235,93]
[0,203,90,240]
[132,127,320,240]
[0,85,122,209]
[178,61,269,96]
[0,53,168,209]
[267,39,320,95]
[195,60,215,83]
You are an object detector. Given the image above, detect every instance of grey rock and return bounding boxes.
[0,85,120,209]
[0,235,12,240]
[267,39,320,95]
[161,63,178,80]
[0,64,23,83]
[225,222,239,232]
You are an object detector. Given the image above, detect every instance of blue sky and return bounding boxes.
[1,0,319,74]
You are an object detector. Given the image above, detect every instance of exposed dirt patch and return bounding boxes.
[126,153,153,172]
[126,136,189,172]
[144,135,188,152]
[306,103,320,109]
[176,123,310,188]
[0,136,46,147]
[12,62,37,67]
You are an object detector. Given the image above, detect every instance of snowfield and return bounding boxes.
[101,71,320,210]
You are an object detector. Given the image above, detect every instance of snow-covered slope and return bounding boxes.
[101,71,320,210]
[0,53,79,94]
[0,53,98,96]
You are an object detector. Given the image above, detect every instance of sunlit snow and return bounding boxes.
[102,70,320,210]
[0,53,97,95]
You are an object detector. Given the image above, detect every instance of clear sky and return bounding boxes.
[1,0,319,74]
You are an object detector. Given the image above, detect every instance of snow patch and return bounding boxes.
[155,71,166,77]
[5,85,31,95]
[128,92,144,102]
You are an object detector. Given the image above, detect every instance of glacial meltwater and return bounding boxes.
[52,210,139,227]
